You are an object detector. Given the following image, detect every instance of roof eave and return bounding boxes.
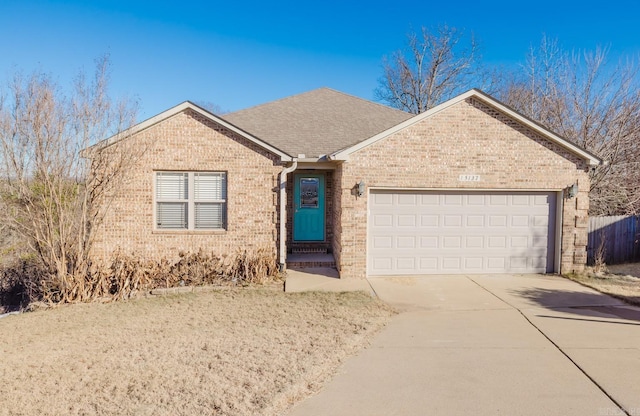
[85,101,293,162]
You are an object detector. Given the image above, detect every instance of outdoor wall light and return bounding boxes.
[566,183,578,199]
[357,180,366,197]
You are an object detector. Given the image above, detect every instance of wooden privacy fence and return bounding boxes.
[587,215,640,265]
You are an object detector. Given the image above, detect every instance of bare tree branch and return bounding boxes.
[0,56,142,303]
[376,25,481,113]
[499,36,640,215]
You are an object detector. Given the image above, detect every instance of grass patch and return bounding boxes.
[0,286,394,415]
[565,262,640,306]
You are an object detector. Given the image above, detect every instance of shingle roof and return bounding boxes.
[222,88,413,158]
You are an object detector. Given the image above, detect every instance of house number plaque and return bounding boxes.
[459,174,481,182]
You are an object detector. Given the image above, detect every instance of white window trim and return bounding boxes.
[154,171,227,231]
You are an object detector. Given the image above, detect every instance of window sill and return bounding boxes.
[152,229,227,235]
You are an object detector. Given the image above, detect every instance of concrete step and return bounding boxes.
[287,253,336,269]
[291,243,330,254]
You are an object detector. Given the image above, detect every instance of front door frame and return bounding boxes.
[293,173,326,241]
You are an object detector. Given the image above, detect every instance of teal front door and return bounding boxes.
[293,174,325,241]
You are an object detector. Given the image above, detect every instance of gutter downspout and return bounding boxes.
[279,159,297,271]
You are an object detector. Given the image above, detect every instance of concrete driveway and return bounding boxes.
[288,274,640,416]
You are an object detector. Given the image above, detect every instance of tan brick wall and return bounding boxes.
[91,109,284,263]
[336,98,590,279]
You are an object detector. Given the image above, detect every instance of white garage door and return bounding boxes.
[368,191,557,275]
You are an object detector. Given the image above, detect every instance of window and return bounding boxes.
[156,171,227,230]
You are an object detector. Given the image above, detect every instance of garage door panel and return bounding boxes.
[467,194,485,205]
[489,215,508,226]
[398,194,417,205]
[419,257,438,270]
[510,236,529,248]
[372,214,393,227]
[533,215,549,226]
[444,194,463,205]
[372,236,393,249]
[373,257,392,270]
[444,215,463,227]
[465,257,483,269]
[465,236,484,248]
[397,236,416,248]
[397,215,416,226]
[443,257,461,269]
[368,191,556,275]
[421,194,440,205]
[510,257,528,269]
[373,192,393,205]
[420,236,438,248]
[442,236,462,248]
[420,215,439,226]
[511,215,529,226]
[512,195,530,205]
[466,215,485,226]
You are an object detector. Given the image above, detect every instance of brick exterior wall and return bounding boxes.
[334,98,590,279]
[91,109,284,263]
[93,99,592,279]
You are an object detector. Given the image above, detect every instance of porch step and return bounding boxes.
[291,243,330,254]
[287,253,336,269]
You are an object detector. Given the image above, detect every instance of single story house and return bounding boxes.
[90,88,600,278]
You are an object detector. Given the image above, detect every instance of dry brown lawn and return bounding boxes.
[566,262,640,306]
[0,286,394,416]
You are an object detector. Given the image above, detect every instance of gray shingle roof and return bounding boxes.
[222,88,412,158]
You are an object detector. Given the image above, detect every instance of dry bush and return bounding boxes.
[592,231,608,273]
[0,257,45,311]
[0,247,280,308]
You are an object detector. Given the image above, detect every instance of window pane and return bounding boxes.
[300,177,319,208]
[195,172,226,200]
[156,172,188,199]
[195,202,225,229]
[157,202,187,229]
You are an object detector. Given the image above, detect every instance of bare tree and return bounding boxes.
[0,56,141,303]
[375,25,481,113]
[500,36,640,215]
[194,100,227,115]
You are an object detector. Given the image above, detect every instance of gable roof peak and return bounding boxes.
[85,100,292,161]
[330,88,602,166]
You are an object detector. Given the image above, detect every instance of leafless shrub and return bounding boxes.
[0,256,45,311]
[593,231,608,273]
[221,247,280,285]
[0,247,280,307]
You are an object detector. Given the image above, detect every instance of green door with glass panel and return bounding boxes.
[293,174,325,241]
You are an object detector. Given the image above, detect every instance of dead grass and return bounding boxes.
[0,286,394,416]
[565,262,640,306]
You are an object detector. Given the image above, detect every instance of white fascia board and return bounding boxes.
[85,101,292,162]
[330,89,602,167]
[295,161,338,170]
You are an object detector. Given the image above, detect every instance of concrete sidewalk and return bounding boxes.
[288,274,640,416]
[284,268,373,293]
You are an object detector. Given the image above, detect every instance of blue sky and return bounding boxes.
[1,0,639,119]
